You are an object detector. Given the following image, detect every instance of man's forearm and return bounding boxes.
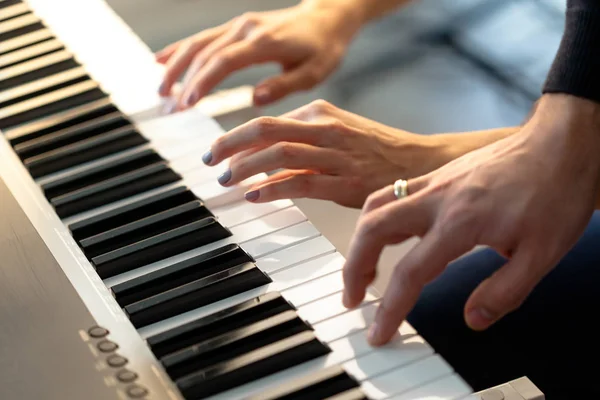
[303,0,414,26]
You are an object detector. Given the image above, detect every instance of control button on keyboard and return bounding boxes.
[92,217,231,279]
[116,369,138,383]
[87,326,109,338]
[107,354,128,368]
[125,262,271,328]
[97,340,118,353]
[125,384,148,398]
[147,292,294,359]
[111,243,252,307]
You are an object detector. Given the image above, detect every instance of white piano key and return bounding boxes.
[214,199,294,228]
[282,269,346,308]
[191,174,264,209]
[361,355,454,400]
[242,221,320,259]
[298,291,377,325]
[388,374,472,400]
[314,302,379,343]
[103,207,307,287]
[257,235,336,275]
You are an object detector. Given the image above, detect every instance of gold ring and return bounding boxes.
[394,179,408,200]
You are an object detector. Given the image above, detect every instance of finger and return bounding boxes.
[253,60,328,106]
[159,28,224,97]
[368,229,473,346]
[155,41,181,64]
[343,197,433,310]
[362,176,429,216]
[222,143,344,186]
[464,246,546,331]
[206,118,328,166]
[251,169,316,186]
[243,173,349,204]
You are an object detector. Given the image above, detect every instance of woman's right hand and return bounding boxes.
[156,1,363,110]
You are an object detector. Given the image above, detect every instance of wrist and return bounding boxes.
[301,0,366,36]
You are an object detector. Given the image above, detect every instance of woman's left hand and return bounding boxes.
[202,100,515,208]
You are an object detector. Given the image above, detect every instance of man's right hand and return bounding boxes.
[156,1,363,110]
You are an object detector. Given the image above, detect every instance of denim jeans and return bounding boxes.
[407,212,600,398]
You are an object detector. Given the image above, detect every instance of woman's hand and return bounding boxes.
[202,100,517,208]
[342,94,600,346]
[156,2,363,110]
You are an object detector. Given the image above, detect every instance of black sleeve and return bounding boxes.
[542,0,600,103]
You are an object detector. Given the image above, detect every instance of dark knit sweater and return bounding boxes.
[543,0,600,103]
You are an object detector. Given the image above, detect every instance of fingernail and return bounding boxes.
[158,82,166,95]
[218,169,232,185]
[367,323,381,346]
[202,150,212,165]
[245,190,260,202]
[254,86,271,104]
[185,92,198,107]
[466,308,495,330]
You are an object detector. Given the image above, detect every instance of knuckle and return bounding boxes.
[250,29,276,46]
[211,52,233,69]
[273,142,297,159]
[308,99,333,116]
[323,118,348,135]
[235,12,259,32]
[253,116,279,139]
[397,264,425,288]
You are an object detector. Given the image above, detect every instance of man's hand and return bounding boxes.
[342,94,600,346]
[202,100,516,208]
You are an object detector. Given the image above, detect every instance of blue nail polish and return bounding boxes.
[185,92,198,106]
[245,190,259,202]
[202,150,212,164]
[158,82,165,94]
[218,169,232,185]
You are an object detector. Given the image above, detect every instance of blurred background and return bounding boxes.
[105,0,567,290]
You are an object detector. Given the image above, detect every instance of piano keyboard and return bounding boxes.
[0,0,475,399]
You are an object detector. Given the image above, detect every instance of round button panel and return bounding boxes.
[88,326,109,338]
[126,385,148,398]
[97,340,118,353]
[117,369,138,383]
[107,354,128,368]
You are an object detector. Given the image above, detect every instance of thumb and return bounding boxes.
[464,247,547,330]
[253,61,326,106]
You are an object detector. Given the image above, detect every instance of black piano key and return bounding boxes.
[176,331,331,399]
[14,108,128,159]
[1,50,78,92]
[80,199,210,258]
[0,13,43,42]
[0,67,88,110]
[0,0,22,8]
[111,243,251,307]
[0,38,64,70]
[1,29,54,56]
[68,186,196,241]
[162,310,308,380]
[147,292,294,359]
[0,80,107,131]
[0,2,28,22]
[325,388,370,400]
[6,98,116,144]
[92,217,231,279]
[52,162,181,218]
[250,366,362,400]
[42,149,161,200]
[125,262,271,328]
[24,126,147,178]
